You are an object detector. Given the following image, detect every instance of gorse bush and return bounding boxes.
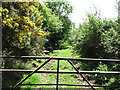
[2,2,45,50]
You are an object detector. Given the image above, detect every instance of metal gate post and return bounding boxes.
[56,59,60,90]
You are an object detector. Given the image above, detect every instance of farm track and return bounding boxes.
[36,51,62,88]
[37,48,96,89]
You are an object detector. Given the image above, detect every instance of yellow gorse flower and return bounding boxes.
[22,25,30,31]
[5,15,9,18]
[32,2,39,6]
[2,20,6,24]
[19,32,24,36]
[23,16,29,21]
[36,18,44,23]
[29,22,36,28]
[6,19,11,22]
[2,8,9,13]
[27,32,32,35]
[14,23,19,27]
[37,31,46,36]
[18,36,23,42]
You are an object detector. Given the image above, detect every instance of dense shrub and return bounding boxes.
[71,13,120,88]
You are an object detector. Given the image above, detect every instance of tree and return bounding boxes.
[38,3,63,51]
[71,12,120,88]
[73,13,119,59]
[44,0,73,50]
[45,0,73,16]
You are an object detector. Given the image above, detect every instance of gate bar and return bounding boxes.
[1,69,120,74]
[3,83,120,88]
[19,84,120,88]
[1,56,120,62]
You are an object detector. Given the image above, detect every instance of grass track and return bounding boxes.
[20,46,94,89]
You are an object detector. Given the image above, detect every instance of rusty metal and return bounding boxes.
[2,83,120,88]
[19,84,120,88]
[1,56,120,62]
[67,60,95,90]
[1,69,120,74]
[12,58,51,89]
[1,56,120,89]
[56,59,60,90]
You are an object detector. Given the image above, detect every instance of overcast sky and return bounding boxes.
[40,0,119,27]
[67,0,119,27]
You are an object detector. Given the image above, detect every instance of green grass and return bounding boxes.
[41,46,81,88]
[51,60,73,70]
[20,73,42,89]
[19,45,81,89]
[58,47,72,57]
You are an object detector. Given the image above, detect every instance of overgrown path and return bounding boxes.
[36,46,96,89]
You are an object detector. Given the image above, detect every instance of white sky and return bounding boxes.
[41,0,119,27]
[67,0,119,27]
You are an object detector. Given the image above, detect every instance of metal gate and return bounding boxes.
[1,56,120,90]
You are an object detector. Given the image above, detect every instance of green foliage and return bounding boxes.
[101,19,120,58]
[44,0,73,50]
[45,0,73,16]
[96,62,108,71]
[71,12,120,88]
[39,4,63,33]
[38,3,63,51]
[72,13,119,59]
[59,42,70,49]
[94,62,110,84]
[73,13,103,58]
